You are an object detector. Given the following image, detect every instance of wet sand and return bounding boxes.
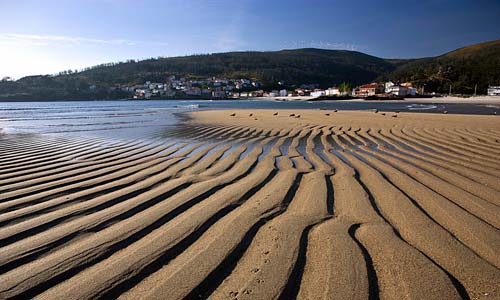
[0,109,499,300]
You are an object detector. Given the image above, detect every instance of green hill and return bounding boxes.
[1,40,499,100]
[385,40,500,94]
[74,48,396,87]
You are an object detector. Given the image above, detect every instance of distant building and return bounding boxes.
[386,85,402,95]
[488,86,500,96]
[310,89,326,97]
[385,82,416,96]
[353,83,384,97]
[279,89,288,97]
[251,90,265,97]
[185,87,202,96]
[295,89,304,96]
[212,90,226,98]
[325,87,340,96]
[269,90,279,97]
[134,88,152,99]
[385,83,417,97]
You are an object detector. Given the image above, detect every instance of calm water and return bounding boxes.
[0,99,498,139]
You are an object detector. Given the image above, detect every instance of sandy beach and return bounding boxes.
[258,95,500,105]
[344,96,500,105]
[0,109,499,300]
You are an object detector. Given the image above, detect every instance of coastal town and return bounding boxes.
[109,75,499,100]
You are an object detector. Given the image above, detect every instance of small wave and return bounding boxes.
[406,104,437,110]
[46,120,151,127]
[175,104,200,109]
[43,125,154,134]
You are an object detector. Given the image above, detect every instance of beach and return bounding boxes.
[0,109,499,300]
[339,95,500,105]
[253,95,500,105]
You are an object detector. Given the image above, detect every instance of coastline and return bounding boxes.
[252,95,500,105]
[2,95,500,106]
[331,95,500,105]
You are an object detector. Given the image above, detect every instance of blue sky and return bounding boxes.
[1,0,499,79]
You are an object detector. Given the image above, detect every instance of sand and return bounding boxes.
[250,95,500,105]
[0,109,499,300]
[341,95,500,105]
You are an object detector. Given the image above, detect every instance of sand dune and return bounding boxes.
[0,110,499,300]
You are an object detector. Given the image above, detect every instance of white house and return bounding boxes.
[385,81,395,90]
[310,90,326,97]
[325,87,340,96]
[386,85,406,96]
[385,82,416,96]
[279,89,288,97]
[488,86,500,96]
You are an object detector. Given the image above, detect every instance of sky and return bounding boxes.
[1,0,499,79]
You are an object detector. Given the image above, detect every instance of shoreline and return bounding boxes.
[329,95,500,105]
[2,95,500,105]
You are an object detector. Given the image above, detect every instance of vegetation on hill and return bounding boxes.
[0,40,499,101]
[76,48,396,87]
[385,40,500,94]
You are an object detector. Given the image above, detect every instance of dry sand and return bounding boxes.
[348,95,500,105]
[251,95,500,105]
[0,109,499,300]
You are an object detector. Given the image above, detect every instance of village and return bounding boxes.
[109,75,500,100]
[114,75,500,100]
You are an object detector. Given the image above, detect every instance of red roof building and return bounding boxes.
[353,83,385,97]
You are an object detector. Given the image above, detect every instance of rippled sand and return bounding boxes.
[0,110,499,300]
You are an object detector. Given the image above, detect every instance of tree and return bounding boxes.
[339,82,352,95]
